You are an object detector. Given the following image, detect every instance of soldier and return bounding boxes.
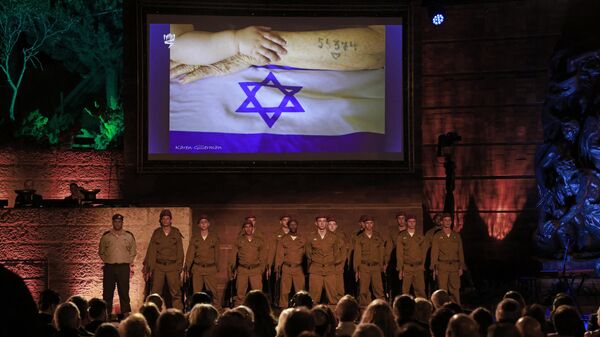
[327,216,349,300]
[144,209,185,310]
[184,214,221,309]
[274,219,306,308]
[424,213,443,296]
[306,215,340,304]
[430,213,465,304]
[231,220,266,305]
[385,212,408,300]
[354,216,385,306]
[396,215,426,298]
[266,215,291,303]
[99,213,136,315]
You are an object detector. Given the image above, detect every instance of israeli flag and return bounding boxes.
[169,66,384,153]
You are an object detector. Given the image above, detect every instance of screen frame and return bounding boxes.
[133,1,415,174]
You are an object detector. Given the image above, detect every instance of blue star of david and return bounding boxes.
[236,72,304,128]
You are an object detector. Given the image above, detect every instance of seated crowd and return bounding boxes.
[29,287,600,337]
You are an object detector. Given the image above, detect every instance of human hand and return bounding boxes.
[458,268,463,277]
[398,270,403,280]
[234,26,287,64]
[355,271,359,281]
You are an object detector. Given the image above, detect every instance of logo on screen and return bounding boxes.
[163,33,176,48]
[236,72,304,128]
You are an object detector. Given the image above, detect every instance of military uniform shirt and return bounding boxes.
[99,230,136,264]
[185,232,220,271]
[145,227,184,271]
[275,234,306,267]
[306,231,339,274]
[353,231,385,271]
[396,231,426,271]
[232,235,265,268]
[430,230,465,270]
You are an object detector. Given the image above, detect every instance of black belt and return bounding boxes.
[405,262,423,267]
[362,262,380,267]
[240,263,260,269]
[157,259,177,265]
[283,262,302,268]
[440,260,460,264]
[312,263,334,268]
[196,263,216,268]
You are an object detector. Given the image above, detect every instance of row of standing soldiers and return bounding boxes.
[99,210,466,314]
[175,211,465,309]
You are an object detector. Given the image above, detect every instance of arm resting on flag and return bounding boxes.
[172,25,385,84]
[170,24,287,66]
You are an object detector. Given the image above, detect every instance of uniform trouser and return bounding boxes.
[103,263,131,314]
[402,269,426,298]
[151,268,183,309]
[192,271,221,308]
[335,266,345,300]
[235,267,262,305]
[309,273,338,304]
[279,266,305,308]
[358,266,384,306]
[437,266,461,304]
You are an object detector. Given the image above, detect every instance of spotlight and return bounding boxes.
[432,12,445,25]
[427,1,446,26]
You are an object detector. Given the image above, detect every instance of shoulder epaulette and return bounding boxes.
[102,230,111,236]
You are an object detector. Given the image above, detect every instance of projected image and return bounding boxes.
[147,17,404,160]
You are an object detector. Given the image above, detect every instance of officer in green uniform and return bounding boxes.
[354,216,386,306]
[430,213,465,304]
[99,213,136,315]
[231,220,266,305]
[327,216,349,301]
[396,215,426,298]
[306,215,340,305]
[144,209,185,309]
[184,214,221,309]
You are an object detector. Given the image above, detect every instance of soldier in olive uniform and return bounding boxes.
[274,219,306,308]
[396,215,426,298]
[424,213,443,296]
[354,215,386,306]
[99,213,137,315]
[184,214,221,308]
[144,209,185,309]
[430,213,465,304]
[385,212,408,300]
[231,220,266,305]
[266,215,291,304]
[327,216,349,300]
[306,215,340,305]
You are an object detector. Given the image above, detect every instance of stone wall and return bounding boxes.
[0,207,190,312]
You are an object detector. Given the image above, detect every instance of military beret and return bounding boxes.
[327,216,336,222]
[395,211,406,218]
[112,213,124,220]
